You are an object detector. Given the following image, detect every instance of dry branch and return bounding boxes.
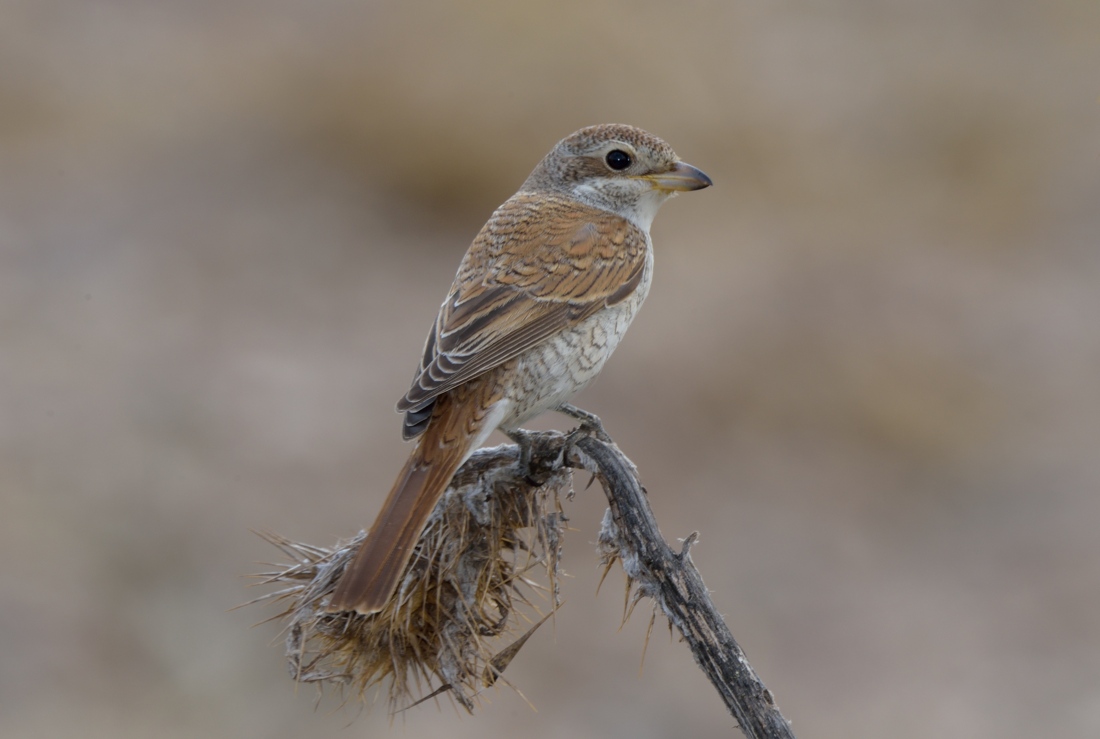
[248,430,795,738]
[568,435,795,739]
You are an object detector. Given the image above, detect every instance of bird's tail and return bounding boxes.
[327,382,502,615]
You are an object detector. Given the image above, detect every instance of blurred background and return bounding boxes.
[3,1,1098,737]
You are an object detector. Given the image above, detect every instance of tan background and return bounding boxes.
[3,1,1099,737]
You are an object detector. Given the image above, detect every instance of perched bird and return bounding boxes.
[327,124,711,615]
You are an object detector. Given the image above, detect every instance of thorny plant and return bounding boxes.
[245,431,796,739]
[245,439,573,713]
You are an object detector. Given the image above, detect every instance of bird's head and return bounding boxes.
[523,123,712,230]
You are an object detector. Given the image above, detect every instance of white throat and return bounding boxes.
[570,183,673,233]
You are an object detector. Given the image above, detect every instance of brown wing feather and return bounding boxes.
[398,194,647,423]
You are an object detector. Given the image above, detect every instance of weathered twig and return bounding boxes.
[248,430,794,737]
[566,435,795,739]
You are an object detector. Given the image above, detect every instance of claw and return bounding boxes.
[558,403,612,443]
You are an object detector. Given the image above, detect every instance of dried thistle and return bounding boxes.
[246,438,573,713]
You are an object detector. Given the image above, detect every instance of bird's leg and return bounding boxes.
[558,402,612,443]
[503,428,540,484]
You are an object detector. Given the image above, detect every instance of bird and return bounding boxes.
[327,124,711,615]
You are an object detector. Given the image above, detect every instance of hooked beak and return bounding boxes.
[644,161,713,192]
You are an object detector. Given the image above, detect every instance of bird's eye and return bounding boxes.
[605,149,632,171]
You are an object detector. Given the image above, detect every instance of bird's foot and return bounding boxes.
[503,428,541,485]
[558,403,613,444]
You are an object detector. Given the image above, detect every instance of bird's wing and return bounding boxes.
[398,193,648,421]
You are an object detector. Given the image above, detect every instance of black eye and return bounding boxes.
[605,149,632,171]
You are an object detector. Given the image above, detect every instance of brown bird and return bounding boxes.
[327,124,711,614]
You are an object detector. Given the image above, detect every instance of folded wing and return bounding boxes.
[399,194,648,439]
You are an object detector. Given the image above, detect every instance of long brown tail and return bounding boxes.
[327,382,500,614]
